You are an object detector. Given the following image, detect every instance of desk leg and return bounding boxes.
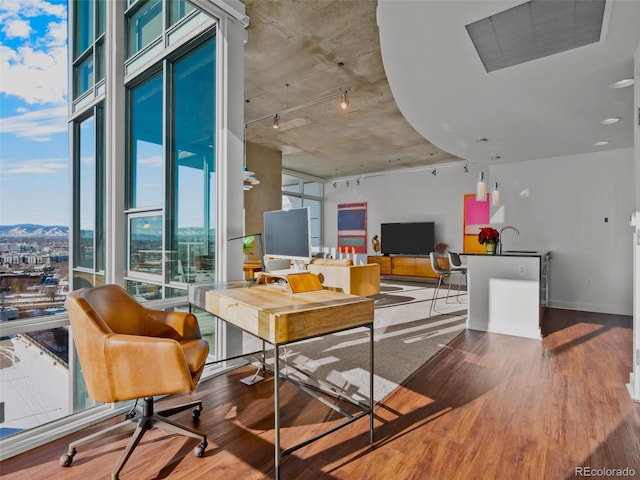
[274,343,281,480]
[369,323,374,444]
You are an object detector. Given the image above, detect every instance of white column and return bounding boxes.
[105,0,126,285]
[192,2,248,358]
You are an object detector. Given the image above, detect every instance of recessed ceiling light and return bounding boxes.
[600,117,621,125]
[593,140,610,146]
[610,78,634,88]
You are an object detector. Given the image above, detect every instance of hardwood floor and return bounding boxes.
[2,308,639,480]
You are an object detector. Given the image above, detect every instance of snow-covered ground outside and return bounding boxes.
[0,335,69,437]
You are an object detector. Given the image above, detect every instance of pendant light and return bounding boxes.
[475,138,488,201]
[243,125,260,191]
[476,171,486,201]
[243,168,260,191]
[491,182,499,206]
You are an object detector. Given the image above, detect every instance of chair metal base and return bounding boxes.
[60,397,207,480]
[429,271,467,316]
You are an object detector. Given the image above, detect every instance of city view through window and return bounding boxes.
[1,0,72,439]
[0,0,70,319]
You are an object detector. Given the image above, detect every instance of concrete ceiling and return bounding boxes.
[243,0,639,180]
[243,0,460,180]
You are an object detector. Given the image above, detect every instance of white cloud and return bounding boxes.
[0,105,67,141]
[3,19,31,39]
[138,156,164,167]
[45,20,65,47]
[0,43,67,105]
[0,0,65,22]
[0,0,67,106]
[0,157,68,175]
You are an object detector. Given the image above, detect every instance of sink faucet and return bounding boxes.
[498,226,520,255]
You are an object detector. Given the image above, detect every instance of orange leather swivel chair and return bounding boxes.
[61,284,210,480]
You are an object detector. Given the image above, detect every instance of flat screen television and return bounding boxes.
[381,222,435,256]
[263,207,312,269]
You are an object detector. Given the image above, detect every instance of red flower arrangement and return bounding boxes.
[478,227,499,245]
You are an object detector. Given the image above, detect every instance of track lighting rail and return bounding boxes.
[245,90,350,127]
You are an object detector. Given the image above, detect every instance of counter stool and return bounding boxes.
[429,252,452,316]
[447,251,467,301]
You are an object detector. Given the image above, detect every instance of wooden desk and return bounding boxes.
[189,282,374,479]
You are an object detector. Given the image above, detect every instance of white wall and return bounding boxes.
[324,166,477,255]
[630,40,640,400]
[324,148,634,316]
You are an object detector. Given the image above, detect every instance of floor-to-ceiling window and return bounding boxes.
[72,106,105,288]
[126,72,164,294]
[125,33,217,296]
[71,0,106,287]
[171,38,216,284]
[0,0,244,460]
[282,172,323,249]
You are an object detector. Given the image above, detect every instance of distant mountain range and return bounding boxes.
[0,224,69,237]
[0,225,211,238]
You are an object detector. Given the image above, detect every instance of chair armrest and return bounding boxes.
[145,309,202,340]
[104,334,193,401]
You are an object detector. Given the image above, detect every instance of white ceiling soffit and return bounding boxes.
[466,0,606,73]
[377,0,639,165]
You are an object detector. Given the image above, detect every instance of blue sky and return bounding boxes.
[0,0,69,226]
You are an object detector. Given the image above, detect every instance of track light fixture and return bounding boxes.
[246,90,351,129]
[340,90,350,109]
[431,169,437,176]
[332,178,361,188]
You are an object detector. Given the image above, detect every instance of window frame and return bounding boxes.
[282,170,325,249]
[71,106,105,279]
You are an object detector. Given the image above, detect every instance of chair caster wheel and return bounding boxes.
[194,440,207,457]
[192,405,202,419]
[60,449,75,467]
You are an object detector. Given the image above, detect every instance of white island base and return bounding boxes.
[466,252,550,340]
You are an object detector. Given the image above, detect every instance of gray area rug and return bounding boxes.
[255,280,467,405]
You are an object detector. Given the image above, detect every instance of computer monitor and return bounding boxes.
[263,207,311,270]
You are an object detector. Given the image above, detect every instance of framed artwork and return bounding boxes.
[463,193,490,253]
[337,202,367,254]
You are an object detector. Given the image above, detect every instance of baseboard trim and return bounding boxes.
[548,300,632,316]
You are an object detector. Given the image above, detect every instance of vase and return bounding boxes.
[485,243,497,255]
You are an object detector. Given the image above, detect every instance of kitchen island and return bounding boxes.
[465,251,550,339]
